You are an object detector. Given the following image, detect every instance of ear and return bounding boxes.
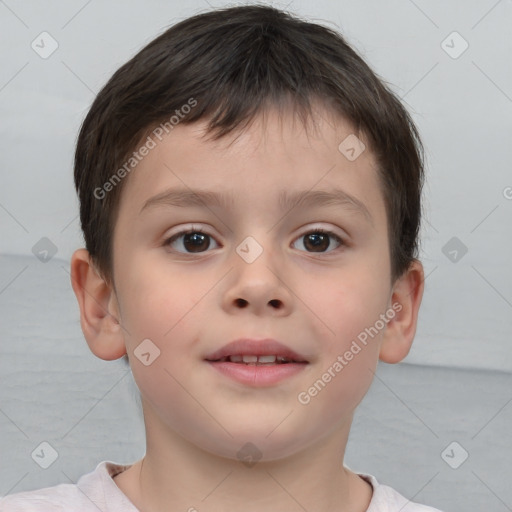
[379,259,425,364]
[70,248,127,361]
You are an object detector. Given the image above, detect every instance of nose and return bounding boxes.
[234,295,283,310]
[222,242,293,316]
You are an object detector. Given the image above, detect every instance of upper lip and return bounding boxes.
[205,338,309,363]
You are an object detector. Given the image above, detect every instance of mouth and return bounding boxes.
[206,354,307,365]
[204,338,309,386]
[204,338,309,365]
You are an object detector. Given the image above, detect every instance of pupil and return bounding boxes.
[184,232,209,252]
[305,233,328,252]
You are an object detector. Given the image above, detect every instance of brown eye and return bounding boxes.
[164,230,219,253]
[163,227,344,255]
[293,229,344,253]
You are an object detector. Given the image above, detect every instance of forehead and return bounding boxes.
[114,106,385,230]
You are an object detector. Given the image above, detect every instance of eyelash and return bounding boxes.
[162,226,346,255]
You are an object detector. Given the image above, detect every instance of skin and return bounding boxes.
[70,104,424,512]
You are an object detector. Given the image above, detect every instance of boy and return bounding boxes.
[1,4,443,511]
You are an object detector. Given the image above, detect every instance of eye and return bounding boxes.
[292,228,345,253]
[163,227,219,254]
[163,226,345,255]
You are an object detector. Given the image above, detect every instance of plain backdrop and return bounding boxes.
[0,1,511,510]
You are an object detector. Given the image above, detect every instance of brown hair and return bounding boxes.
[74,4,425,290]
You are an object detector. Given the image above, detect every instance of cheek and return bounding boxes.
[119,254,221,375]
[303,260,390,348]
[297,348,378,435]
[119,252,205,335]
[295,262,388,412]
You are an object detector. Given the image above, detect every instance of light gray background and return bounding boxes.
[0,1,511,511]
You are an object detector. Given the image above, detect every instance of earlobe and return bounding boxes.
[379,259,425,364]
[70,248,127,361]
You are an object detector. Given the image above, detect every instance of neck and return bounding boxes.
[114,402,373,512]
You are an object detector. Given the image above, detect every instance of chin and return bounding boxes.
[197,427,311,464]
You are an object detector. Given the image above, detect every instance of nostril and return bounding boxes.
[235,298,248,307]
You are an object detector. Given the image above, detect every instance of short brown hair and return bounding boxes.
[74,4,425,289]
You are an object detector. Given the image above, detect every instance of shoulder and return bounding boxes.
[0,483,91,511]
[358,473,445,512]
[0,460,134,512]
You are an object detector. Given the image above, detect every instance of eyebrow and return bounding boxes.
[139,186,373,225]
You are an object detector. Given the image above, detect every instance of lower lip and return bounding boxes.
[206,361,308,386]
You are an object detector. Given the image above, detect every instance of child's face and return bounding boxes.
[96,106,421,460]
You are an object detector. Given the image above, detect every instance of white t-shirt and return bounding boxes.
[0,460,443,511]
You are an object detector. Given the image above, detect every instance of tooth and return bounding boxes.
[242,355,258,363]
[229,355,243,363]
[258,355,276,363]
[276,356,291,363]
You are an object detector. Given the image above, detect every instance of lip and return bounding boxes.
[204,338,309,363]
[205,338,309,387]
[206,360,307,386]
